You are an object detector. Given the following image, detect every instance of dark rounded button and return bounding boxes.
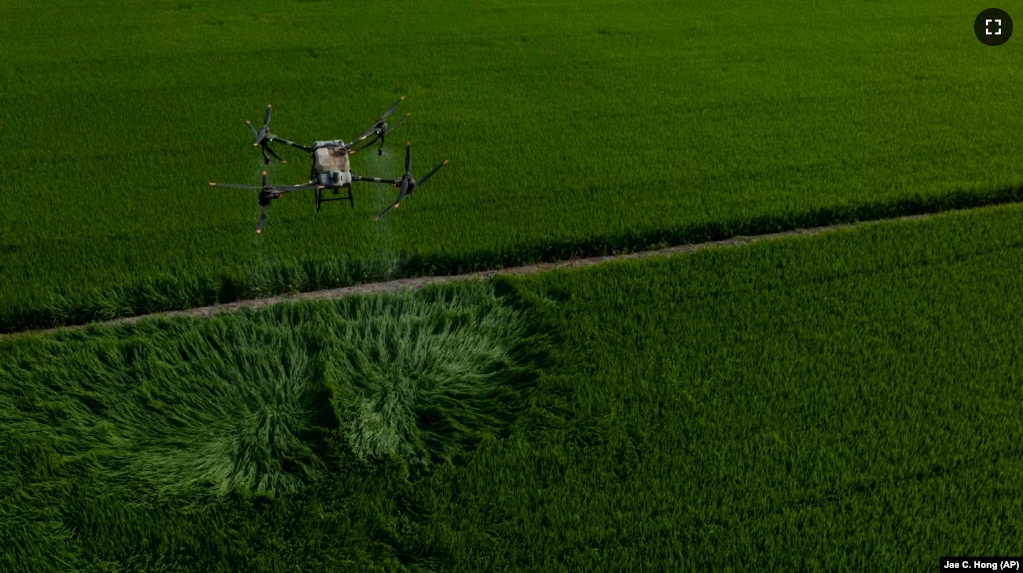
[975,8,1013,46]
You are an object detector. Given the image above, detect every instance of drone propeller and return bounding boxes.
[359,97,405,138]
[382,96,404,119]
[256,206,268,234]
[246,105,287,165]
[375,142,449,220]
[350,112,411,154]
[209,171,324,233]
[247,105,272,146]
[353,97,407,156]
[416,159,449,188]
[376,178,410,220]
[264,145,285,163]
[390,112,410,131]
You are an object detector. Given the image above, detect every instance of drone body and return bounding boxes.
[209,97,447,233]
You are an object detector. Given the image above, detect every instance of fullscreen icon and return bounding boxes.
[975,8,1013,46]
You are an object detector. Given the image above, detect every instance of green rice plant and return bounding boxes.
[8,203,1023,570]
[426,202,1023,571]
[3,0,1023,329]
[1,317,327,499]
[321,288,531,468]
[0,280,543,571]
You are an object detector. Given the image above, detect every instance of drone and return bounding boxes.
[209,97,448,233]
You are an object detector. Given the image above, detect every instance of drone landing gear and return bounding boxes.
[315,185,354,212]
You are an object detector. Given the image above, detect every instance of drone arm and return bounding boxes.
[349,134,380,153]
[354,126,378,142]
[351,174,399,185]
[269,136,313,152]
[209,182,262,189]
[268,183,323,194]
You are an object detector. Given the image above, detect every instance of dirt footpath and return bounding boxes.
[0,213,937,340]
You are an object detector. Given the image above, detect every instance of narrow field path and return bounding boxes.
[0,212,944,340]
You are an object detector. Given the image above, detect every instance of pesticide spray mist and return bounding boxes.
[359,145,405,274]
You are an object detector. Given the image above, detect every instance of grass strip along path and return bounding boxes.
[3,203,1023,570]
[0,210,945,340]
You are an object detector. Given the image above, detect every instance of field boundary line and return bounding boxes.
[0,211,946,340]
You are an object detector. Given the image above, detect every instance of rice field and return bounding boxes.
[3,0,1023,330]
[5,0,1023,569]
[4,202,1023,571]
[0,281,545,571]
